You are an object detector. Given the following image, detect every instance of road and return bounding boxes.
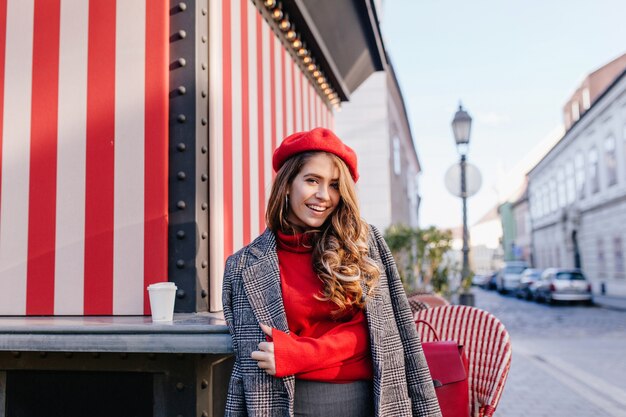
[473,288,626,417]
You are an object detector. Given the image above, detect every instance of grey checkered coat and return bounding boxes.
[222,225,442,417]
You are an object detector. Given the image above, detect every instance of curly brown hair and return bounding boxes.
[266,152,380,315]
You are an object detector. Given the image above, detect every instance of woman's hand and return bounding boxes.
[251,324,276,376]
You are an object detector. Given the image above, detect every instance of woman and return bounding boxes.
[222,128,441,417]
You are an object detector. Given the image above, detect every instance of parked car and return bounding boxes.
[472,274,490,287]
[516,268,543,300]
[531,268,593,305]
[496,261,529,294]
[485,272,498,290]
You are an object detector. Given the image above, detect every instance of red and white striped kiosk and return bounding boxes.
[0,0,385,415]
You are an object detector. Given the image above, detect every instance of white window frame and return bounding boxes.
[571,101,580,122]
[588,146,599,194]
[565,160,575,204]
[605,135,617,187]
[557,167,566,208]
[582,88,591,110]
[574,150,585,199]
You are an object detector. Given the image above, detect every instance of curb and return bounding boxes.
[593,299,626,313]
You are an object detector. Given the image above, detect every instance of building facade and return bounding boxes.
[529,65,626,297]
[334,62,421,231]
[0,1,386,414]
[499,181,532,263]
[470,206,504,275]
[563,53,626,131]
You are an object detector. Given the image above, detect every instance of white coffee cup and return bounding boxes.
[147,282,177,322]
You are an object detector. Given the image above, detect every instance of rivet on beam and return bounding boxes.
[201,289,208,298]
[201,118,207,126]
[201,260,208,268]
[177,201,186,210]
[177,30,187,39]
[177,230,186,239]
[176,382,185,391]
[201,203,208,210]
[201,146,207,154]
[201,232,208,239]
[177,57,187,67]
[177,114,187,123]
[176,259,185,269]
[177,171,186,180]
[177,142,187,152]
[201,174,208,182]
[177,86,187,95]
[177,289,186,299]
[178,2,187,12]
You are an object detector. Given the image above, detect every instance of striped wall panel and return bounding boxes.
[209,0,334,310]
[0,0,169,315]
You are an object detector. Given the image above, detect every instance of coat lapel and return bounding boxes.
[241,229,290,332]
[363,230,388,416]
[241,229,296,404]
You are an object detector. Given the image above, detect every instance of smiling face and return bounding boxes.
[286,153,341,230]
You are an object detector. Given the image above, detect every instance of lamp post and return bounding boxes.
[451,104,472,299]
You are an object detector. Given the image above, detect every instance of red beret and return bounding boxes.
[272,128,359,182]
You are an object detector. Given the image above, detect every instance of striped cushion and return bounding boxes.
[415,305,512,417]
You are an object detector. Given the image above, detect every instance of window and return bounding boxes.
[542,184,550,215]
[605,135,617,186]
[530,190,538,220]
[588,146,599,194]
[614,236,624,278]
[598,238,606,278]
[574,151,585,199]
[571,101,580,122]
[622,125,626,180]
[393,137,401,175]
[565,160,575,204]
[557,167,566,207]
[549,179,557,212]
[582,88,591,110]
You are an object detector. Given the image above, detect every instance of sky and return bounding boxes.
[380,0,626,229]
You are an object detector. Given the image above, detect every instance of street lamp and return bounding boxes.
[451,104,472,293]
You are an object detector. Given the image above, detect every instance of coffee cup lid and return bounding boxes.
[148,282,177,290]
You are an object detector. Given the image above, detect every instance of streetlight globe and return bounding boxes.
[451,104,472,147]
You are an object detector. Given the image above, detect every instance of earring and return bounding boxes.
[285,194,289,208]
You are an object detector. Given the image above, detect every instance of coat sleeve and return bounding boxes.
[222,253,249,417]
[370,225,442,417]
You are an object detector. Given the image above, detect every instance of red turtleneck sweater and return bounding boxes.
[272,231,373,382]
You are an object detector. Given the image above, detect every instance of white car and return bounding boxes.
[532,268,593,304]
[496,261,529,294]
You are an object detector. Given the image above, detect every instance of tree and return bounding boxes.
[383,224,453,294]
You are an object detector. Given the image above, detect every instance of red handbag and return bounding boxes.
[417,320,470,417]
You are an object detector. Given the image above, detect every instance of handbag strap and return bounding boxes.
[415,319,440,341]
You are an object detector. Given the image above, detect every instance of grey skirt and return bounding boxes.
[294,379,374,417]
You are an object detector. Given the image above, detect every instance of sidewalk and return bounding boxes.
[594,294,626,312]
